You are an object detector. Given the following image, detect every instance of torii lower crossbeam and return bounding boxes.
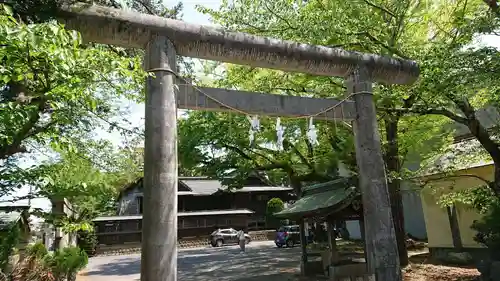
[176,84,356,120]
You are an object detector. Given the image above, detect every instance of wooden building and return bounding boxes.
[116,175,294,231]
[92,175,294,246]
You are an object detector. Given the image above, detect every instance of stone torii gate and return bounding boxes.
[59,4,419,281]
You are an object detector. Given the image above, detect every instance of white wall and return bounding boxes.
[347,189,427,240]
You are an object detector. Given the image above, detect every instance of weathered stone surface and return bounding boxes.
[348,67,401,281]
[176,85,356,121]
[142,35,178,281]
[59,4,419,85]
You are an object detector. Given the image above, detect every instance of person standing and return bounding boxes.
[238,229,246,252]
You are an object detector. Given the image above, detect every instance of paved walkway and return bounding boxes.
[78,241,302,281]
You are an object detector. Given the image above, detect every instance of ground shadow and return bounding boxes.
[82,243,305,281]
[83,255,140,277]
[409,252,478,269]
[81,240,371,281]
[178,245,303,281]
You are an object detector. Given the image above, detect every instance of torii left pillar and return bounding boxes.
[142,35,178,281]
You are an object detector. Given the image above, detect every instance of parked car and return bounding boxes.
[275,225,319,248]
[275,225,301,248]
[209,228,251,247]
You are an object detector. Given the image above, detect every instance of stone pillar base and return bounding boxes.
[328,262,370,280]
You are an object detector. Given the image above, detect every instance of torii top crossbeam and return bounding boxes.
[60,3,419,85]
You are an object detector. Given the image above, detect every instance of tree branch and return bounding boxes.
[483,0,500,16]
[133,0,156,15]
[220,143,253,160]
[220,142,283,169]
[283,139,314,171]
[358,31,410,59]
[0,98,47,159]
[254,162,292,173]
[380,107,468,124]
[295,171,333,183]
[362,0,396,18]
[420,174,492,187]
[262,2,297,31]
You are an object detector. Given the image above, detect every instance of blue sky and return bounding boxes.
[2,1,499,213]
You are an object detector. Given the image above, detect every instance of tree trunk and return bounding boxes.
[384,116,409,267]
[465,119,500,196]
[456,99,500,197]
[446,204,463,250]
[493,164,500,197]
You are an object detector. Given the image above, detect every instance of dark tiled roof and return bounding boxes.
[121,176,292,196]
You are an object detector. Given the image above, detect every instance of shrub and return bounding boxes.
[9,242,53,281]
[266,198,285,228]
[471,200,500,260]
[0,223,20,273]
[46,246,88,281]
[77,230,98,256]
[4,243,89,281]
[26,242,48,259]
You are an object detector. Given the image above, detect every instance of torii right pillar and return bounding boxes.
[347,67,402,281]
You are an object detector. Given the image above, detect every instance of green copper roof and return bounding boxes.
[274,177,358,219]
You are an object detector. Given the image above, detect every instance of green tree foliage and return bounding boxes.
[0,223,20,273]
[26,145,130,232]
[179,110,355,192]
[0,4,145,197]
[0,6,143,158]
[471,199,500,260]
[193,0,499,265]
[76,230,98,256]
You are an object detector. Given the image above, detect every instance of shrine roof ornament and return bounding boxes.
[59,3,419,85]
